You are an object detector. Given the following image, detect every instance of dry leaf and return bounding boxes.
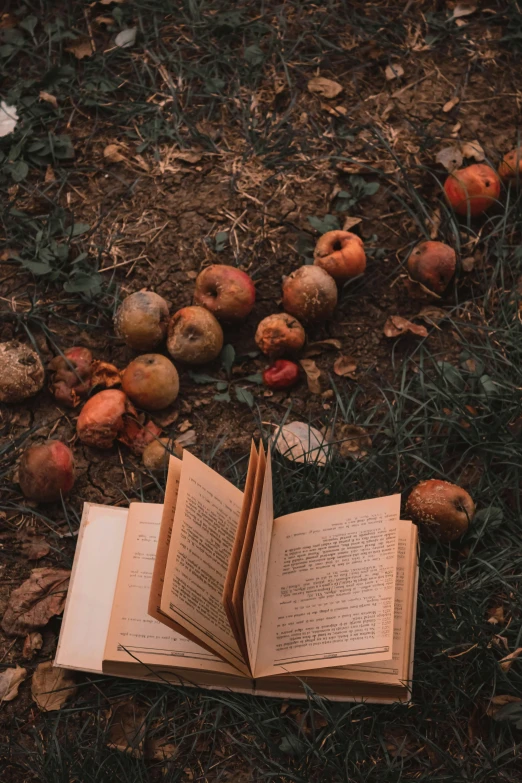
[499,647,522,673]
[0,101,18,137]
[429,207,441,239]
[461,256,476,272]
[1,568,70,637]
[32,662,77,711]
[436,146,463,172]
[383,316,428,338]
[460,139,485,161]
[272,422,330,465]
[172,150,203,164]
[443,96,460,113]
[336,424,371,460]
[342,216,362,231]
[175,429,196,448]
[384,728,417,759]
[44,165,56,183]
[333,355,357,378]
[486,694,522,718]
[66,37,94,60]
[22,631,43,659]
[416,306,448,325]
[146,738,178,761]
[299,359,322,394]
[108,701,147,756]
[303,338,342,357]
[103,144,126,163]
[0,665,27,702]
[307,77,343,99]
[115,27,137,49]
[178,419,192,433]
[487,606,505,625]
[385,63,404,81]
[39,91,58,110]
[452,2,477,18]
[21,536,50,561]
[455,17,468,27]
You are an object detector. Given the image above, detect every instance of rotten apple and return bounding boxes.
[122,354,179,411]
[407,241,456,296]
[193,265,255,321]
[498,146,522,181]
[255,313,306,358]
[444,164,500,217]
[19,440,75,503]
[282,265,338,323]
[167,306,223,365]
[114,291,169,351]
[0,341,45,404]
[49,347,93,408]
[262,360,300,390]
[313,230,366,282]
[76,388,160,453]
[405,479,475,542]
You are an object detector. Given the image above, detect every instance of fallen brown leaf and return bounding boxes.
[460,140,485,162]
[383,316,428,339]
[108,701,147,757]
[39,91,58,110]
[333,355,357,378]
[146,738,178,761]
[499,647,522,673]
[175,429,197,448]
[0,665,27,702]
[487,606,505,625]
[385,63,404,81]
[307,77,343,99]
[453,2,477,18]
[443,96,460,113]
[461,256,476,272]
[65,37,94,60]
[103,144,127,163]
[384,728,417,759]
[44,165,56,183]
[299,359,322,394]
[336,424,371,460]
[178,419,192,433]
[22,631,43,659]
[1,568,70,637]
[416,306,448,325]
[171,149,203,164]
[32,661,77,711]
[486,694,522,718]
[436,146,463,172]
[21,536,50,561]
[304,338,342,357]
[429,207,441,239]
[342,216,362,231]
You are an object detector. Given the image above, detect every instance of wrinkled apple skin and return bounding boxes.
[498,146,522,180]
[0,341,45,404]
[193,265,255,322]
[255,313,306,358]
[314,230,366,282]
[122,354,179,411]
[167,306,223,365]
[49,347,93,408]
[405,479,475,542]
[262,360,300,389]
[407,241,456,295]
[114,291,169,351]
[282,265,338,323]
[77,389,135,449]
[19,440,75,503]
[444,164,500,216]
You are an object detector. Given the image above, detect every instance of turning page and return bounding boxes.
[253,494,401,678]
[160,450,248,673]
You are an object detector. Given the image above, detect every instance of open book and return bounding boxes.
[55,442,418,703]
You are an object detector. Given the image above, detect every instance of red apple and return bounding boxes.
[255,313,306,358]
[282,265,337,323]
[114,291,169,351]
[167,306,223,364]
[19,440,75,503]
[407,241,456,295]
[193,265,255,321]
[262,360,300,389]
[122,354,179,411]
[498,146,522,180]
[314,230,366,282]
[405,479,475,542]
[444,164,500,216]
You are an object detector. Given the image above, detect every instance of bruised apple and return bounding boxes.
[255,313,306,358]
[122,354,179,411]
[313,230,366,282]
[76,389,160,453]
[193,265,255,321]
[167,306,223,365]
[19,440,75,503]
[498,146,522,180]
[282,265,337,323]
[262,360,300,390]
[444,164,500,216]
[407,241,456,295]
[405,479,475,542]
[49,347,93,408]
[114,291,169,351]
[0,341,45,404]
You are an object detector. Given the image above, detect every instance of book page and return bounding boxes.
[55,503,128,674]
[253,494,401,678]
[243,448,273,672]
[160,450,248,673]
[104,502,241,677]
[223,441,258,646]
[301,520,415,686]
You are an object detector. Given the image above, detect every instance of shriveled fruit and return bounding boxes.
[0,341,45,403]
[313,230,366,282]
[282,265,338,323]
[255,313,306,358]
[193,265,255,321]
[407,241,456,295]
[122,354,179,411]
[405,479,475,542]
[498,146,522,180]
[77,389,132,449]
[114,291,169,351]
[262,360,300,390]
[167,306,223,365]
[142,437,183,471]
[444,164,500,216]
[49,347,93,408]
[19,440,75,503]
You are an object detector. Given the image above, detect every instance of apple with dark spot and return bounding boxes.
[193,265,255,322]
